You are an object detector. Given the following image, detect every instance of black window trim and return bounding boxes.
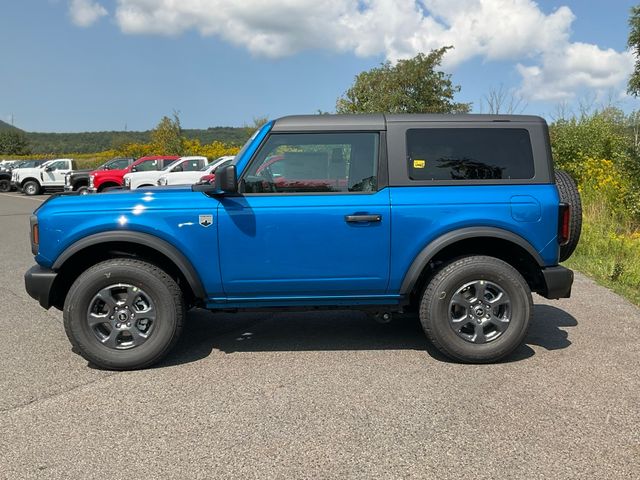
[238,130,387,197]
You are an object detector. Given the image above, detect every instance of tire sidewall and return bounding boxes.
[23,181,39,196]
[64,262,179,369]
[0,179,10,192]
[422,259,531,362]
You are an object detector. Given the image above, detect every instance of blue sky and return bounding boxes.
[0,0,638,132]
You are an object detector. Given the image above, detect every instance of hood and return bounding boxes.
[35,185,196,214]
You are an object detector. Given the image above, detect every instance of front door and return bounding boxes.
[43,160,71,186]
[217,131,390,299]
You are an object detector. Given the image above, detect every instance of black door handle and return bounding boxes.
[345,214,382,223]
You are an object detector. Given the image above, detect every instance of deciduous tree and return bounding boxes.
[151,114,183,155]
[627,6,640,96]
[336,47,470,114]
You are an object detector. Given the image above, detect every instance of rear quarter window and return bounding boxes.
[406,128,534,181]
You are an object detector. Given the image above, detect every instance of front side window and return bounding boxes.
[47,160,67,170]
[242,132,379,194]
[407,128,534,181]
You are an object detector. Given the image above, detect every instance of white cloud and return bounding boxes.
[74,0,632,101]
[69,0,108,27]
[517,43,634,101]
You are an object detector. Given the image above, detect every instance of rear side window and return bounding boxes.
[406,128,534,181]
[107,158,131,170]
[182,160,203,171]
[136,160,159,171]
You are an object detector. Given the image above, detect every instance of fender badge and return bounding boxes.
[199,214,213,227]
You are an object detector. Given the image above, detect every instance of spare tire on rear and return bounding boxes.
[555,170,582,262]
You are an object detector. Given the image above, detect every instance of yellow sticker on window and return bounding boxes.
[413,159,426,168]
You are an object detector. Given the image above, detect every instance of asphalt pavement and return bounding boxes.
[0,191,638,479]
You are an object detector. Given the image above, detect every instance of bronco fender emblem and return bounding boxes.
[199,214,213,227]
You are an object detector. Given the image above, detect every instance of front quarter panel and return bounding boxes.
[35,189,224,298]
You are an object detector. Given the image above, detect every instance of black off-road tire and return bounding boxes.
[555,170,582,262]
[419,255,532,363]
[63,258,185,370]
[22,180,40,196]
[0,179,10,192]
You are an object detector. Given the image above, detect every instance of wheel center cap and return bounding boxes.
[117,311,129,322]
[475,307,485,317]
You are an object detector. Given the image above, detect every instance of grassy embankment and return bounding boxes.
[564,191,640,306]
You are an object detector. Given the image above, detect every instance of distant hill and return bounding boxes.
[23,126,252,154]
[0,120,22,132]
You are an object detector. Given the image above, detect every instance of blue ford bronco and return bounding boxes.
[25,114,580,370]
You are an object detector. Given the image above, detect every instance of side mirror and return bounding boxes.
[131,165,138,172]
[44,166,53,172]
[173,165,183,172]
[215,164,237,193]
[192,165,237,194]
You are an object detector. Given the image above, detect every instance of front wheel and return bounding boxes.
[63,258,185,370]
[419,255,532,363]
[22,180,40,196]
[0,179,10,192]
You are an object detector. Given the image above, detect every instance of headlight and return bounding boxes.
[64,174,70,186]
[89,175,94,188]
[124,177,130,187]
[158,177,167,186]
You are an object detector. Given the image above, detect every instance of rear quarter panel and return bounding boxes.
[388,184,561,292]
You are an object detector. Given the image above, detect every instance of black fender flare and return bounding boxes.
[52,231,206,299]
[399,227,544,295]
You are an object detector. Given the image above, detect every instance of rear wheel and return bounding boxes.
[0,179,10,192]
[419,255,532,363]
[23,180,40,196]
[63,259,185,370]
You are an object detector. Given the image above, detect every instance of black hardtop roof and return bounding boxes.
[272,113,545,131]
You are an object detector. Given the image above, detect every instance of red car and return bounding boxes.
[88,155,179,192]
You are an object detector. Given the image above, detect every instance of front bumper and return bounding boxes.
[25,265,57,309]
[540,265,573,299]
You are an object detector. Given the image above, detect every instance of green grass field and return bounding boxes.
[564,195,640,306]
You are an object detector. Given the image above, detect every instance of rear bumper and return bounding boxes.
[540,265,573,299]
[24,265,57,309]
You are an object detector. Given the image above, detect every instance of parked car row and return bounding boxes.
[0,159,47,192]
[1,155,235,196]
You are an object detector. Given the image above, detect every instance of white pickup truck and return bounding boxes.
[156,156,235,186]
[12,158,77,196]
[123,156,207,190]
